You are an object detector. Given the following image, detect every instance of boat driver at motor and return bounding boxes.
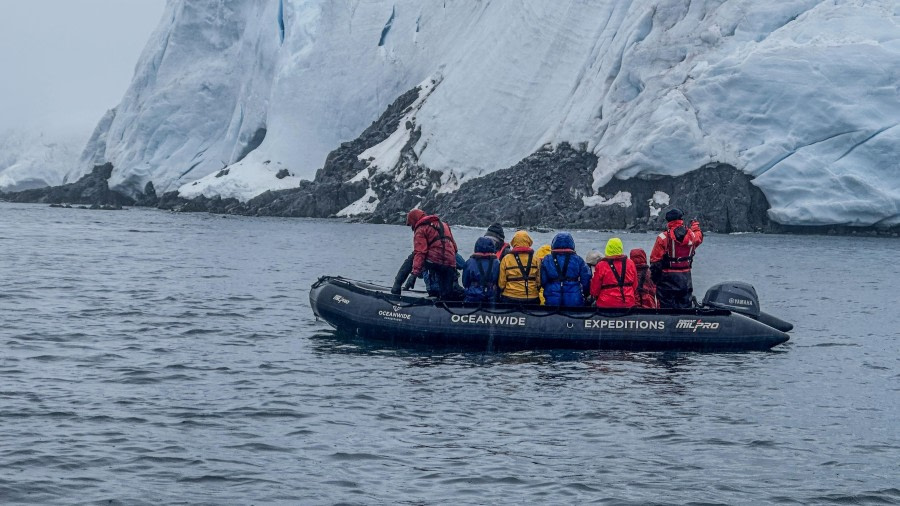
[649,208,703,309]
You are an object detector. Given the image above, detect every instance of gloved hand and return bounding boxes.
[690,219,701,231]
[403,274,417,290]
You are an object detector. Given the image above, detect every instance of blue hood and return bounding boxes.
[474,236,496,254]
[551,232,575,250]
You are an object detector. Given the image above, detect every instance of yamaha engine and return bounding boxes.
[702,282,760,317]
[702,282,793,332]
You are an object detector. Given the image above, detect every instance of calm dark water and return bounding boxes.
[0,202,897,505]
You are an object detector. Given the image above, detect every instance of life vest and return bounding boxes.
[508,250,537,298]
[549,251,580,283]
[495,242,510,260]
[661,225,696,271]
[472,256,495,297]
[421,219,456,268]
[599,257,629,303]
[425,220,453,248]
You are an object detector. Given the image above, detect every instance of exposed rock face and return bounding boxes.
[0,163,134,207]
[156,86,426,217]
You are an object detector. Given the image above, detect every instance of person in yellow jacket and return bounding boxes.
[498,230,542,304]
[534,243,552,304]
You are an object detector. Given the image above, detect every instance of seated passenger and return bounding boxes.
[630,248,658,308]
[462,237,501,303]
[590,238,638,308]
[484,222,511,259]
[540,233,592,307]
[497,230,541,304]
[584,249,602,270]
[534,243,551,304]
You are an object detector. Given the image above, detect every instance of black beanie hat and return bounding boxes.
[485,222,505,242]
[665,208,684,222]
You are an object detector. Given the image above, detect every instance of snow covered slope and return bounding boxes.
[83,0,900,227]
[0,129,88,191]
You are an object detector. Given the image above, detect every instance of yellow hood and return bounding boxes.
[605,237,624,257]
[511,230,533,249]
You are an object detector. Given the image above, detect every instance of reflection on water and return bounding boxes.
[0,203,898,504]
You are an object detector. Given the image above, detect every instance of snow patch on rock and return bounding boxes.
[648,191,670,217]
[357,75,440,176]
[336,187,380,216]
[583,191,633,208]
[178,159,302,202]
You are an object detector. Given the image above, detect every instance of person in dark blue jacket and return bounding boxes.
[540,232,592,307]
[461,237,500,303]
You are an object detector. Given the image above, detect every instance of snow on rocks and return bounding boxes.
[582,192,633,208]
[336,187,380,217]
[648,191,670,218]
[178,159,302,202]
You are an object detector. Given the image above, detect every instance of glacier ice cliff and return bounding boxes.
[0,129,87,191]
[77,0,899,227]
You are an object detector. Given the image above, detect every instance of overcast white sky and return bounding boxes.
[0,0,166,135]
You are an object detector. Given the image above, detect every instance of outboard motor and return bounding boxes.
[703,282,760,317]
[703,281,793,332]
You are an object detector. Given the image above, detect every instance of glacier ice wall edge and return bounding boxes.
[81,0,900,227]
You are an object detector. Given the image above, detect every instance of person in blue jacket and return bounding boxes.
[461,237,500,303]
[540,232,592,307]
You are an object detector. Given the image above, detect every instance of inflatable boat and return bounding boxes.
[309,276,792,352]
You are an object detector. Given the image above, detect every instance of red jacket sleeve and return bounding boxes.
[589,264,602,298]
[412,228,428,275]
[690,222,703,248]
[649,233,667,264]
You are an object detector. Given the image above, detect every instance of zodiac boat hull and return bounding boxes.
[310,276,791,352]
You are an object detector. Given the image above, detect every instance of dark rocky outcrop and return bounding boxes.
[415,142,771,232]
[0,163,134,207]
[133,181,159,207]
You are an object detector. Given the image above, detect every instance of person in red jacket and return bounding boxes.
[590,238,637,308]
[629,248,657,308]
[649,208,703,308]
[394,208,462,299]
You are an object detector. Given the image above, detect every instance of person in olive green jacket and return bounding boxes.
[497,230,542,304]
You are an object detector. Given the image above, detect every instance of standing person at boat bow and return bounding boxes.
[497,230,541,304]
[462,237,501,303]
[650,208,703,308]
[392,209,463,300]
[540,233,592,307]
[590,238,638,308]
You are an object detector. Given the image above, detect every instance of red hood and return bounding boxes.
[413,214,439,229]
[629,248,648,266]
[666,219,691,244]
[406,208,426,226]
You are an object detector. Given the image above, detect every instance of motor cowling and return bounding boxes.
[702,282,760,317]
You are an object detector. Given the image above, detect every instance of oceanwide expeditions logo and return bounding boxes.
[378,305,412,321]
